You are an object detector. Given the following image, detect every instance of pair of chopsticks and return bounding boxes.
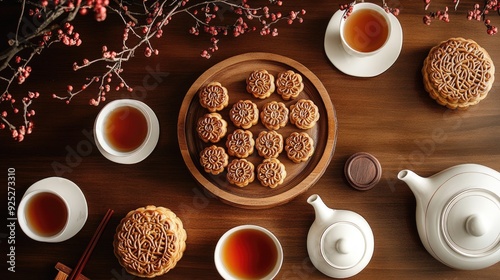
[67,209,114,280]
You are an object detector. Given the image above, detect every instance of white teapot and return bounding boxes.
[398,164,500,270]
[306,194,374,278]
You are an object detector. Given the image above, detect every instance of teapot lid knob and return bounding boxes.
[335,238,353,254]
[465,214,489,237]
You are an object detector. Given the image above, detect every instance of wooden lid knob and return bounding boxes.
[344,152,382,191]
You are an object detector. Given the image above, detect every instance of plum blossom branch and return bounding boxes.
[423,0,499,34]
[1,0,306,142]
[0,2,93,141]
[0,91,38,142]
[339,0,401,19]
[53,0,306,107]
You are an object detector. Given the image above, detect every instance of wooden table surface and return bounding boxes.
[1,1,499,279]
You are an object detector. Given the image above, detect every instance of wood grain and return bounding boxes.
[1,1,500,279]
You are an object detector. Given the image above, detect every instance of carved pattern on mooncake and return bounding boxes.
[246,69,275,99]
[289,99,320,129]
[257,158,287,188]
[255,130,283,159]
[229,100,259,129]
[199,145,229,175]
[260,101,289,130]
[285,132,315,163]
[114,206,187,278]
[422,37,495,109]
[196,113,227,143]
[198,82,229,112]
[227,158,255,187]
[226,129,255,158]
[276,70,304,100]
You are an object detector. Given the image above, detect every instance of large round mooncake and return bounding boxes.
[113,206,187,278]
[422,37,495,109]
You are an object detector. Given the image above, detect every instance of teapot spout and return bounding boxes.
[307,194,334,225]
[397,170,433,206]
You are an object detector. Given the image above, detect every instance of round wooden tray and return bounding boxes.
[178,52,337,209]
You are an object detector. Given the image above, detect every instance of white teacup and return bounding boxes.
[214,225,283,280]
[94,99,154,157]
[339,2,392,57]
[17,177,88,243]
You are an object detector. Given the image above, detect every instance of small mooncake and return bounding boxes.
[255,130,283,159]
[260,101,289,130]
[229,100,259,129]
[227,158,255,187]
[196,113,227,143]
[276,70,304,100]
[257,158,287,188]
[289,99,320,129]
[199,145,229,175]
[285,132,315,163]
[198,82,229,112]
[246,69,275,99]
[226,129,255,158]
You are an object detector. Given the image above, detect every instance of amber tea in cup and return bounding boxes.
[340,3,391,56]
[215,225,283,280]
[25,191,68,237]
[222,229,277,278]
[103,105,148,153]
[95,99,152,156]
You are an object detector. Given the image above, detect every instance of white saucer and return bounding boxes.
[324,9,403,77]
[21,177,88,242]
[94,100,160,164]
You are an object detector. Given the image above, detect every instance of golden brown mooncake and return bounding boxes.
[113,206,187,278]
[289,99,320,130]
[276,70,304,100]
[422,37,495,109]
[285,131,315,163]
[196,112,227,143]
[229,100,259,129]
[255,130,283,159]
[257,158,287,188]
[246,69,275,99]
[226,158,255,187]
[198,81,229,112]
[260,101,289,130]
[199,145,229,175]
[226,129,255,158]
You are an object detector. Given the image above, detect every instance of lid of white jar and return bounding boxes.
[441,188,500,257]
[320,221,373,272]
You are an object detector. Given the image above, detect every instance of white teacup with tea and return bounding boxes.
[17,177,88,243]
[94,99,153,157]
[94,99,160,164]
[339,2,392,57]
[214,225,283,280]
